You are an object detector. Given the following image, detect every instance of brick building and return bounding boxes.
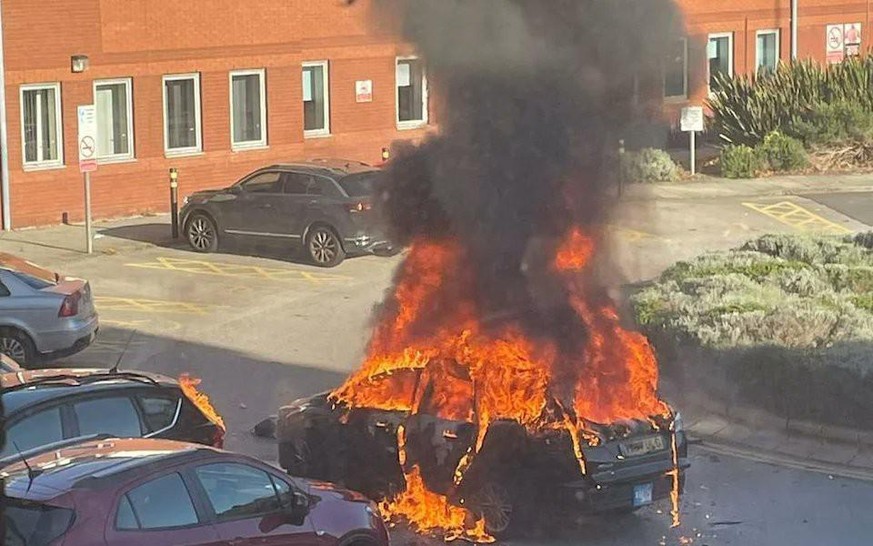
[0,0,868,228]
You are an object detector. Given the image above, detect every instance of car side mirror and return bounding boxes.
[287,492,310,525]
[229,185,243,194]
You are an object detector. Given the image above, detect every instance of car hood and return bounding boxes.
[300,478,373,505]
[189,188,225,200]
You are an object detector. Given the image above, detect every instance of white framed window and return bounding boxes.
[664,37,688,100]
[756,29,780,76]
[396,57,428,129]
[230,69,267,149]
[162,74,202,156]
[20,83,63,168]
[303,61,330,137]
[93,78,134,162]
[707,33,734,91]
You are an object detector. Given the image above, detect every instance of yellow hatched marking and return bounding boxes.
[94,296,214,315]
[125,257,352,284]
[743,201,852,235]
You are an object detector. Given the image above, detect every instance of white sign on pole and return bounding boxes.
[680,106,705,133]
[827,24,846,64]
[77,105,98,173]
[355,80,373,103]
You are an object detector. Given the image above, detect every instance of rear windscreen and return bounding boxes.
[4,500,75,546]
[0,254,57,284]
[338,172,380,198]
[10,271,54,290]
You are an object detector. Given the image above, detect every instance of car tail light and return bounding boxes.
[212,426,226,448]
[58,291,82,317]
[349,201,372,213]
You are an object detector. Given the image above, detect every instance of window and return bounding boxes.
[230,69,267,149]
[20,83,63,168]
[282,173,312,195]
[664,38,688,99]
[707,33,734,90]
[303,62,330,137]
[115,496,139,530]
[194,463,282,520]
[163,74,202,155]
[121,473,199,530]
[74,396,143,437]
[756,30,780,76]
[396,57,428,128]
[5,501,75,546]
[1,408,64,458]
[94,78,134,161]
[242,171,282,193]
[138,395,180,433]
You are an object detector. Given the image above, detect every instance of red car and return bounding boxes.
[2,436,390,546]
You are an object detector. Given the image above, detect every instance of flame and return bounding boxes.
[178,374,226,431]
[330,227,676,539]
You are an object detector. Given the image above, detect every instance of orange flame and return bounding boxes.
[332,227,676,539]
[179,374,226,431]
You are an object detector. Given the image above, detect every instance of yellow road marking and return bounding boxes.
[94,296,215,316]
[743,201,852,235]
[100,319,153,328]
[125,257,352,284]
[606,225,663,242]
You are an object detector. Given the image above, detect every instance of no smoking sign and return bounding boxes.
[77,105,98,173]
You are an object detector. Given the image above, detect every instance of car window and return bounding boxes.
[338,172,379,197]
[270,475,294,508]
[194,463,282,520]
[10,270,53,290]
[1,407,64,458]
[138,395,179,433]
[73,396,143,438]
[242,171,282,194]
[115,496,138,530]
[0,279,9,297]
[122,473,199,530]
[4,500,75,546]
[282,173,313,195]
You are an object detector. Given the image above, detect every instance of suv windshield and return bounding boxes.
[338,172,380,198]
[4,500,75,546]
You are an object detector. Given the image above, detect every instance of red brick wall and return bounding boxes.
[2,0,432,228]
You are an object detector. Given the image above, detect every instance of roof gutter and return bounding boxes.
[0,0,10,230]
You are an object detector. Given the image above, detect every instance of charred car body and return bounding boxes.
[277,362,688,536]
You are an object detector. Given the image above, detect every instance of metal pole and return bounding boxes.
[169,168,179,239]
[0,0,12,230]
[791,0,799,60]
[690,131,697,176]
[617,139,626,198]
[84,172,92,254]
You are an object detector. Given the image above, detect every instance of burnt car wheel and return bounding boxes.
[0,327,35,367]
[186,213,219,253]
[468,481,515,537]
[306,226,345,268]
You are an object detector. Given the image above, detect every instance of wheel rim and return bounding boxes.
[472,483,513,534]
[188,217,214,250]
[310,230,338,264]
[0,337,26,361]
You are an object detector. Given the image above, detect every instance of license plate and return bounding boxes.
[620,434,666,457]
[633,483,653,507]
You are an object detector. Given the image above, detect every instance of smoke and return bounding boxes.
[373,0,681,350]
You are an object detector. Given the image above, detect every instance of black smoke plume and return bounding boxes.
[372,0,682,352]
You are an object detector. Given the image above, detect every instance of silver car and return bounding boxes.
[0,254,98,367]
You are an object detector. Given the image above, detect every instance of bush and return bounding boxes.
[788,100,873,147]
[756,131,808,171]
[720,145,763,178]
[620,148,681,183]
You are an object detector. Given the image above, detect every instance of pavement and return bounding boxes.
[4,173,873,544]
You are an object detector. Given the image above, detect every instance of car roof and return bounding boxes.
[1,438,222,501]
[1,368,179,416]
[265,158,379,179]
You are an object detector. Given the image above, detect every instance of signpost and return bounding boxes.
[680,106,704,176]
[77,105,97,254]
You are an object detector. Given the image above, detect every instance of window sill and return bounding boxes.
[396,121,428,131]
[97,156,136,166]
[23,162,66,172]
[664,96,689,104]
[164,150,204,159]
[231,143,269,152]
[304,132,332,140]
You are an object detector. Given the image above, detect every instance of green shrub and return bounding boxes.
[756,131,808,171]
[720,144,763,178]
[788,101,873,147]
[620,148,681,183]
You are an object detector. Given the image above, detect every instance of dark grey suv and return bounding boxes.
[180,159,392,267]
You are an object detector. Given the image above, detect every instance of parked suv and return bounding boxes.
[180,159,392,267]
[0,368,226,460]
[2,437,390,546]
[0,253,99,366]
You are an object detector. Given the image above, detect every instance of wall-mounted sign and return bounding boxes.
[827,23,862,64]
[355,80,373,103]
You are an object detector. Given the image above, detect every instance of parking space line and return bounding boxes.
[743,201,853,235]
[606,225,665,243]
[124,257,353,284]
[94,296,216,315]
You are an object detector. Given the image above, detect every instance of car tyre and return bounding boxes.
[467,481,517,539]
[0,327,36,368]
[186,213,219,253]
[306,226,345,268]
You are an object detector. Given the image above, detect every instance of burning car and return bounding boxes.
[278,359,687,538]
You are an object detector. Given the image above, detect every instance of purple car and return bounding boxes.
[2,436,390,546]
